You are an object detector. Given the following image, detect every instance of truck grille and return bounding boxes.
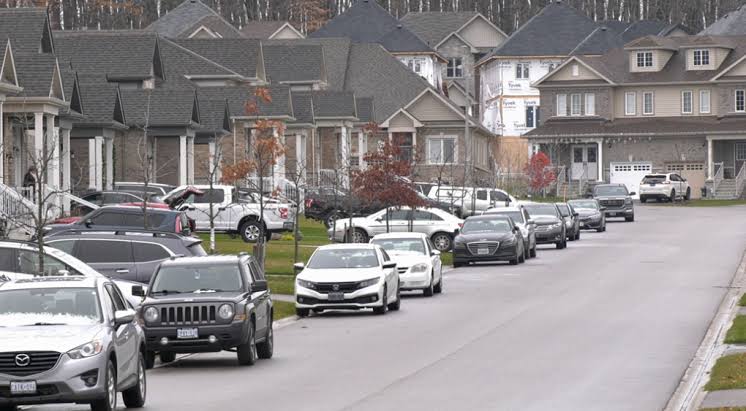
[315,282,361,293]
[466,242,499,255]
[159,305,219,325]
[0,352,60,376]
[600,199,624,207]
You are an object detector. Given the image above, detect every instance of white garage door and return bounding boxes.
[609,162,653,199]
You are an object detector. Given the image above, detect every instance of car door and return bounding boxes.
[190,188,228,231]
[103,283,137,382]
[76,240,137,281]
[411,210,442,236]
[247,259,270,336]
[379,249,397,299]
[132,241,173,283]
[386,209,412,233]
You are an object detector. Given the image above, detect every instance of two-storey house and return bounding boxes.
[526,35,746,199]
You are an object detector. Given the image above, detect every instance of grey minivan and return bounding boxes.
[46,231,206,283]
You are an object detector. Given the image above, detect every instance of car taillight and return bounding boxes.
[175,218,182,233]
[458,223,464,228]
[305,198,314,208]
[280,207,289,219]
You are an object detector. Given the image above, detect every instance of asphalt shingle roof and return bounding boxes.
[701,5,746,35]
[174,38,262,78]
[308,90,357,118]
[289,92,314,124]
[120,88,199,127]
[399,11,477,47]
[620,20,670,43]
[196,96,230,133]
[0,8,53,54]
[14,52,59,98]
[571,26,625,56]
[158,38,241,87]
[263,44,324,83]
[354,97,375,123]
[75,80,125,127]
[240,21,288,39]
[198,85,293,118]
[146,0,242,38]
[264,38,351,90]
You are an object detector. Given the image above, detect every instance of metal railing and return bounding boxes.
[555,166,566,195]
[713,162,724,193]
[736,161,746,198]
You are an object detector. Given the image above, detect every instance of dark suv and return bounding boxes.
[134,255,273,367]
[592,184,635,222]
[46,230,207,283]
[44,206,192,237]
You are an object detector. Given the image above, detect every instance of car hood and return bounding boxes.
[143,291,244,305]
[455,232,514,242]
[529,215,561,225]
[0,324,102,353]
[385,252,430,268]
[298,267,383,283]
[594,195,628,200]
[575,208,601,217]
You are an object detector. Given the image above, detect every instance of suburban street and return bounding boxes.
[25,205,746,411]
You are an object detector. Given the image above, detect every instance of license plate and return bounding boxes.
[177,328,199,339]
[477,248,489,255]
[10,381,36,395]
[608,212,617,217]
[328,292,344,301]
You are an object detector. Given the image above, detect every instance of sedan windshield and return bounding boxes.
[308,249,379,269]
[370,239,426,255]
[568,200,599,210]
[461,219,512,234]
[523,204,559,217]
[0,287,102,326]
[151,264,243,294]
[594,185,628,196]
[484,210,524,223]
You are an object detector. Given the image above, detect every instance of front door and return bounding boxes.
[571,145,598,181]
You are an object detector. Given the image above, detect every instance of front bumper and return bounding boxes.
[578,216,603,229]
[0,353,108,406]
[534,227,563,244]
[143,321,248,353]
[399,270,432,290]
[296,285,382,310]
[453,245,519,263]
[603,206,633,218]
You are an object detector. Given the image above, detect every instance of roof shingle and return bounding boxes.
[146,0,242,39]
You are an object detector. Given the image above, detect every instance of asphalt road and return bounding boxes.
[31,205,746,411]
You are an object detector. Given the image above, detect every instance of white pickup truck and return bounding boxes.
[163,185,295,242]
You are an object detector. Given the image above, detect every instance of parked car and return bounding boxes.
[69,191,145,216]
[294,244,400,316]
[327,207,463,252]
[163,185,294,242]
[426,185,517,217]
[482,206,537,259]
[44,206,192,237]
[114,182,174,198]
[556,203,580,241]
[46,230,207,283]
[567,199,607,232]
[370,232,443,296]
[0,240,101,280]
[0,276,146,411]
[639,173,691,203]
[592,184,635,222]
[304,187,381,228]
[452,215,525,267]
[522,203,568,249]
[135,255,273,367]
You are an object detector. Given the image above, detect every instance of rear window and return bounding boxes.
[133,242,171,262]
[642,175,666,184]
[78,240,133,263]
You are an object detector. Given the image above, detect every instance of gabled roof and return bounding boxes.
[0,40,21,91]
[59,68,83,115]
[309,0,436,55]
[701,5,746,36]
[307,90,357,119]
[571,26,625,56]
[399,11,478,47]
[241,21,304,39]
[624,35,680,50]
[619,20,670,43]
[288,91,314,125]
[158,38,244,87]
[74,79,126,128]
[120,88,200,127]
[264,38,351,90]
[174,38,264,80]
[355,97,375,123]
[0,8,54,55]
[262,44,325,84]
[145,0,243,39]
[13,52,64,99]
[198,85,294,119]
[195,94,231,134]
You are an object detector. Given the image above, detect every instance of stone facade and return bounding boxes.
[439,36,478,98]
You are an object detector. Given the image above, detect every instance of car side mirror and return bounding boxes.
[132,285,145,297]
[430,250,441,257]
[382,262,396,269]
[453,228,460,236]
[293,262,305,272]
[114,309,136,327]
[84,219,93,227]
[600,207,607,211]
[252,279,268,292]
[629,192,636,196]
[573,212,579,217]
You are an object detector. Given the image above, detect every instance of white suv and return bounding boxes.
[0,241,101,281]
[639,173,691,203]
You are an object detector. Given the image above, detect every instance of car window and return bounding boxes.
[132,242,171,262]
[104,284,127,312]
[84,193,102,205]
[371,238,427,255]
[476,190,488,201]
[461,219,512,234]
[100,286,115,318]
[0,287,102,326]
[672,174,681,182]
[568,200,599,210]
[426,238,436,252]
[17,249,82,276]
[556,205,570,217]
[387,209,410,220]
[78,240,133,263]
[47,240,77,255]
[151,264,244,293]
[90,211,123,226]
[490,191,509,202]
[412,210,442,221]
[523,204,560,217]
[0,248,16,273]
[594,185,629,196]
[122,213,167,228]
[380,249,391,262]
[249,260,265,281]
[194,189,225,204]
[642,175,666,184]
[308,249,380,269]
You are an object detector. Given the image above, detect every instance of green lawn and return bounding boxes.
[268,275,295,295]
[725,316,746,344]
[740,294,746,307]
[273,301,295,321]
[705,353,746,391]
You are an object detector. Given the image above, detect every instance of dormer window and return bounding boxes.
[693,50,710,66]
[636,52,653,68]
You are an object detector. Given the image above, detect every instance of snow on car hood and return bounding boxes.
[0,322,102,353]
[298,267,383,283]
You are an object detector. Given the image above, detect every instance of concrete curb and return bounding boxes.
[665,249,746,411]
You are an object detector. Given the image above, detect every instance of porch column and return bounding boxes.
[272,128,285,182]
[95,136,103,191]
[295,133,304,174]
[104,137,114,190]
[707,137,714,179]
[187,136,194,185]
[45,114,59,191]
[0,102,4,182]
[88,139,96,190]
[208,140,217,183]
[179,135,187,186]
[33,112,43,164]
[61,128,71,212]
[359,131,367,169]
[597,139,604,182]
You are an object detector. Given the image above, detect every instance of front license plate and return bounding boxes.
[328,292,345,301]
[177,328,199,339]
[608,212,617,217]
[10,381,36,395]
[477,248,489,255]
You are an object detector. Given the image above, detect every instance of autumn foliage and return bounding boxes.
[524,152,556,192]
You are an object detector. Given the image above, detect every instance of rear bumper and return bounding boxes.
[144,321,248,353]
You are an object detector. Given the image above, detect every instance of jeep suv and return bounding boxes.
[592,184,635,222]
[135,255,274,367]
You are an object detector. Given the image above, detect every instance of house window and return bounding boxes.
[392,133,413,162]
[570,94,581,116]
[427,137,456,164]
[625,92,636,115]
[682,90,693,114]
[700,90,711,113]
[406,58,425,75]
[736,89,745,112]
[693,49,710,66]
[737,142,746,161]
[516,63,530,79]
[643,91,654,115]
[525,106,539,128]
[446,58,463,78]
[556,94,567,116]
[636,52,653,67]
[585,93,595,116]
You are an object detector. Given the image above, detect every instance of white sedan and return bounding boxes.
[370,232,443,296]
[294,244,401,316]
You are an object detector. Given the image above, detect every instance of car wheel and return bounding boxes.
[237,321,258,366]
[685,187,691,201]
[257,315,274,359]
[423,273,434,297]
[239,220,263,243]
[144,351,156,370]
[524,243,530,260]
[530,245,537,258]
[669,189,676,202]
[373,285,387,315]
[431,232,453,252]
[324,211,343,228]
[575,231,580,241]
[159,352,175,364]
[296,308,310,318]
[90,360,116,411]
[388,283,401,311]
[640,196,647,203]
[122,351,147,408]
[625,214,635,222]
[555,240,563,249]
[348,228,369,243]
[509,254,519,265]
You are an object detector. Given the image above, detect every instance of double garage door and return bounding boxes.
[609,162,705,199]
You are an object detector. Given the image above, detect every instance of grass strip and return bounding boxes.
[705,353,746,391]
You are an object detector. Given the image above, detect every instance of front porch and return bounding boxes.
[707,136,746,199]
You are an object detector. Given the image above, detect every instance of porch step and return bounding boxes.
[712,179,744,200]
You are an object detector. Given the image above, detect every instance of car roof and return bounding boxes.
[371,232,427,240]
[160,255,244,266]
[594,183,625,187]
[97,205,178,214]
[484,207,523,213]
[46,231,190,242]
[116,182,172,187]
[0,275,100,290]
[466,214,512,221]
[317,243,379,250]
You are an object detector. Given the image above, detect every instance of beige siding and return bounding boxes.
[271,25,303,39]
[713,47,731,69]
[684,48,729,71]
[407,92,462,121]
[549,62,602,81]
[447,86,468,107]
[389,112,415,129]
[613,85,717,118]
[458,17,506,49]
[721,58,746,77]
[629,50,673,72]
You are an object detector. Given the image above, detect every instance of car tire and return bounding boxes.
[159,352,175,364]
[640,196,647,203]
[388,283,401,311]
[575,231,580,241]
[348,228,369,243]
[423,273,434,297]
[685,187,691,201]
[431,232,453,252]
[257,315,274,360]
[144,351,156,370]
[296,308,310,318]
[90,360,116,411]
[324,211,344,228]
[237,321,258,366]
[625,215,635,222]
[239,220,263,243]
[373,286,387,315]
[530,245,537,258]
[669,189,676,202]
[122,351,147,408]
[509,255,519,265]
[434,273,443,294]
[0,406,17,411]
[555,241,563,249]
[524,243,530,260]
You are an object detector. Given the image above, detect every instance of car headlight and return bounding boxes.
[296,279,317,290]
[68,340,103,360]
[410,263,428,273]
[218,304,234,320]
[625,198,632,205]
[144,306,159,323]
[358,278,380,288]
[549,223,562,229]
